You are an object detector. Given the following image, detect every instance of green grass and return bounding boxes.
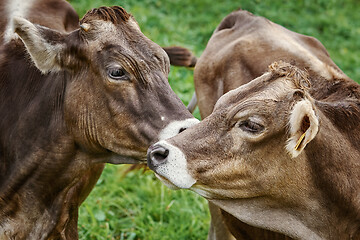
[78,166,209,240]
[68,0,360,239]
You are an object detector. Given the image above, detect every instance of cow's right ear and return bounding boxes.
[13,17,67,74]
[286,99,319,158]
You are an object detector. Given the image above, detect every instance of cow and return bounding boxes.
[0,0,197,239]
[148,60,360,240]
[147,10,360,240]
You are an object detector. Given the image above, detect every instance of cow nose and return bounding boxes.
[147,144,169,168]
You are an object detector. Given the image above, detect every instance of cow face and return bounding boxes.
[148,62,319,201]
[14,6,197,164]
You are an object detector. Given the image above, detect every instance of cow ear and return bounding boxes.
[13,17,66,74]
[286,99,319,158]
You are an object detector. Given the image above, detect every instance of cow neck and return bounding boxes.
[307,73,360,238]
[304,107,360,239]
[0,59,97,238]
[210,197,324,240]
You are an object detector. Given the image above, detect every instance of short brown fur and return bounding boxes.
[0,0,194,239]
[192,10,359,240]
[80,6,131,25]
[149,9,360,240]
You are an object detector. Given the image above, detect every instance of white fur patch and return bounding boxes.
[286,100,319,158]
[4,0,36,42]
[159,118,199,140]
[152,140,196,189]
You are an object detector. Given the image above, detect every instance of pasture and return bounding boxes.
[69,0,360,239]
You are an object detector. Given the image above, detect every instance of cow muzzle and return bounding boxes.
[147,140,197,189]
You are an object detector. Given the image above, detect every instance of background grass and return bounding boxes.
[68,0,360,239]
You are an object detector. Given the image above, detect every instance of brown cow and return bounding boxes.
[0,0,197,239]
[148,61,360,240]
[148,10,360,240]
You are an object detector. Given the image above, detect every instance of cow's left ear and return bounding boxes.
[286,99,319,158]
[13,17,67,74]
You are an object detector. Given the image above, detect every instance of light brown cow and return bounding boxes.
[148,61,360,240]
[0,0,197,239]
[148,10,360,240]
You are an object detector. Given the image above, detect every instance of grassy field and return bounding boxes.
[68,0,360,239]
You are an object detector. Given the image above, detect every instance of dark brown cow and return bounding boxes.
[0,0,197,239]
[148,10,360,240]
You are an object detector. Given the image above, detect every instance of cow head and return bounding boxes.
[148,61,320,199]
[13,6,197,164]
[147,62,325,237]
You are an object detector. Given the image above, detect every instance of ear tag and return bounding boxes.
[295,132,306,151]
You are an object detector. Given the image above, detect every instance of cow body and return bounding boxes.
[0,0,196,239]
[191,10,352,240]
[194,10,346,120]
[148,10,360,240]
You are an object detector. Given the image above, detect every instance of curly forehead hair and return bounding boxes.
[269,61,311,90]
[80,6,131,25]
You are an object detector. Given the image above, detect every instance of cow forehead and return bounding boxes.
[83,19,165,61]
[81,19,137,44]
[215,74,296,113]
[74,6,168,72]
[79,6,140,44]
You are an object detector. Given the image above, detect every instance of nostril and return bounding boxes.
[178,127,187,134]
[152,149,169,162]
[149,145,169,165]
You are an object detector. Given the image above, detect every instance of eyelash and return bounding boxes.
[238,120,264,133]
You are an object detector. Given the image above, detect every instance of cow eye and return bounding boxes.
[238,120,264,133]
[107,67,128,80]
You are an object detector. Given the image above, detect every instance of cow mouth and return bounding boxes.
[190,184,218,199]
[154,172,215,198]
[154,173,180,190]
